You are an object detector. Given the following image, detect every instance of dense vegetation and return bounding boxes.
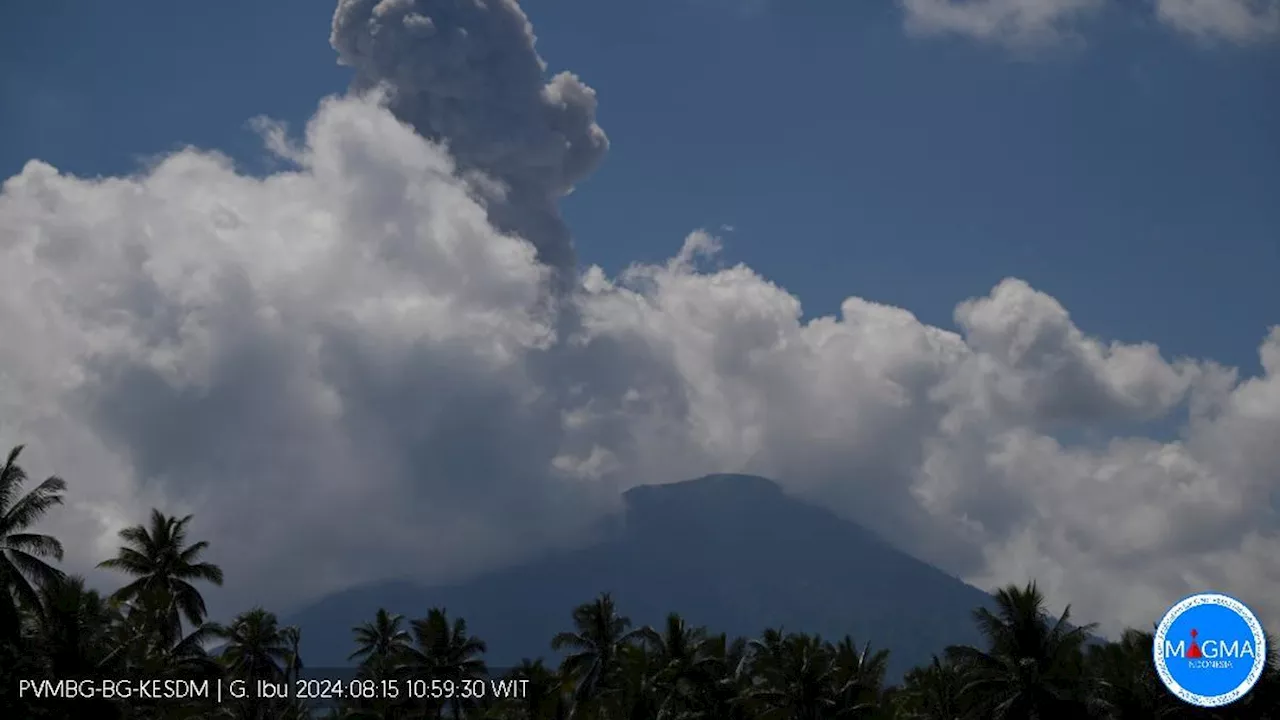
[2,444,1278,719]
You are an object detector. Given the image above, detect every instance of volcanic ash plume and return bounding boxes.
[331,0,609,274]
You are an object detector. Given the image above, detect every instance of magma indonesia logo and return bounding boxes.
[1154,593,1267,707]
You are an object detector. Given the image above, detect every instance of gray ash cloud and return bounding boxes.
[331,0,608,275]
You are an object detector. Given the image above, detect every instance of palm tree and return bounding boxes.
[404,607,488,719]
[34,574,118,676]
[1086,629,1179,719]
[739,626,788,716]
[0,444,67,618]
[552,593,652,718]
[746,626,788,670]
[505,658,570,720]
[618,640,665,720]
[342,610,412,720]
[213,607,295,681]
[827,635,889,717]
[0,445,66,719]
[350,608,413,671]
[212,607,297,720]
[746,631,838,720]
[110,596,220,678]
[946,581,1095,720]
[278,624,310,720]
[1240,630,1280,718]
[97,593,221,720]
[895,654,966,720]
[686,632,753,720]
[645,612,717,718]
[97,508,224,641]
[28,575,126,718]
[282,624,304,682]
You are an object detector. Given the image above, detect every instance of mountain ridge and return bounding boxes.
[289,473,995,678]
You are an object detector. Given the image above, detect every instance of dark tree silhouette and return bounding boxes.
[98,509,224,643]
[6,444,1280,720]
[0,445,66,617]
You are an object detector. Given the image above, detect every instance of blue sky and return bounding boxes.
[3,0,1276,372]
[2,0,1280,629]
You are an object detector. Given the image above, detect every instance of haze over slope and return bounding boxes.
[290,474,995,679]
[0,0,1276,642]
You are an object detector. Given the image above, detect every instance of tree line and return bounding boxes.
[2,444,1278,718]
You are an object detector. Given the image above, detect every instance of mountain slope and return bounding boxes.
[288,473,994,678]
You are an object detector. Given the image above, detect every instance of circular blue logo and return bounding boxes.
[1153,593,1266,707]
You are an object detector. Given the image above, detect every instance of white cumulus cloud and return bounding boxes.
[1154,0,1280,44]
[2,96,1277,632]
[898,0,1104,49]
[896,0,1280,48]
[1,0,1277,640]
